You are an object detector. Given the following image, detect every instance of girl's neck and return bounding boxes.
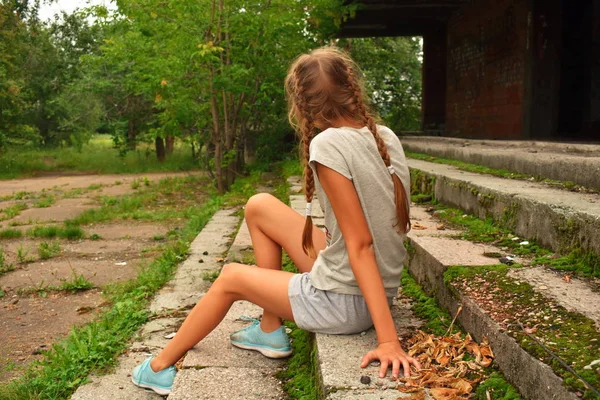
[317,118,365,130]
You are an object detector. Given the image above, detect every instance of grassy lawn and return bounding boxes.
[0,135,200,180]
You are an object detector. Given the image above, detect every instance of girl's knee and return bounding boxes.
[215,263,248,298]
[245,193,277,220]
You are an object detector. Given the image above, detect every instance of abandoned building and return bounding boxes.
[340,0,600,141]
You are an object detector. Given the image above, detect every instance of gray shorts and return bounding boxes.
[288,273,387,335]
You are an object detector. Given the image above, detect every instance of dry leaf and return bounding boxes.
[403,392,426,400]
[451,378,473,395]
[523,326,537,334]
[563,275,571,283]
[412,222,427,230]
[430,388,460,400]
[436,224,446,230]
[216,257,225,262]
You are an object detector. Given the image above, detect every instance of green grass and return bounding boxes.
[27,225,85,240]
[0,134,201,180]
[16,245,34,264]
[0,202,28,221]
[0,228,23,239]
[34,194,56,208]
[400,269,523,399]
[66,174,212,225]
[0,249,15,276]
[0,168,270,399]
[58,271,95,293]
[38,241,61,260]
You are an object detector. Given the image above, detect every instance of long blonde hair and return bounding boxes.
[284,46,411,258]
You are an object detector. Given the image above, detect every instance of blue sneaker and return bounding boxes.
[230,317,292,358]
[131,357,176,395]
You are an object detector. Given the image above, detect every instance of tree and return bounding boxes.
[82,0,344,191]
[342,36,423,132]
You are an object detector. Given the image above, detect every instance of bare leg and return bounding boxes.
[151,264,295,371]
[244,193,326,331]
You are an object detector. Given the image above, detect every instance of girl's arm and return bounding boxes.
[315,163,421,379]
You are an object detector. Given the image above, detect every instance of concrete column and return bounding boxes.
[422,28,447,134]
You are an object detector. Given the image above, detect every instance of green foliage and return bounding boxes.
[59,271,94,293]
[278,322,319,400]
[0,134,200,179]
[0,228,22,239]
[38,241,61,260]
[34,193,56,208]
[0,247,14,275]
[16,244,33,264]
[27,225,84,240]
[0,202,27,221]
[342,37,423,131]
[400,269,452,336]
[475,373,523,400]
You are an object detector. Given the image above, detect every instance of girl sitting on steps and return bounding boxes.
[131,46,421,395]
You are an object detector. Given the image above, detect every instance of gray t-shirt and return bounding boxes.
[308,125,410,297]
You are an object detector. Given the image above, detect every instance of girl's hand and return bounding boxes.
[360,340,421,378]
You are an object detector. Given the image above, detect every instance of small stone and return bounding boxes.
[199,259,204,263]
[519,241,529,245]
[590,360,600,366]
[539,285,548,290]
[203,251,209,255]
[10,298,18,305]
[360,375,371,385]
[119,386,124,390]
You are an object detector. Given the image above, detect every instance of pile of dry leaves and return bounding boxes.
[398,330,495,400]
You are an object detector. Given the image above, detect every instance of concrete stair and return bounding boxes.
[401,156,600,399]
[401,136,600,190]
[408,158,600,259]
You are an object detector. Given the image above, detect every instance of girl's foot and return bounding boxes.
[131,357,176,395]
[230,318,292,358]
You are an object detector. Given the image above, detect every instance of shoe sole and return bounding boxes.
[231,340,292,359]
[131,377,171,396]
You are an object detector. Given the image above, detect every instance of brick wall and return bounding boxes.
[446,0,530,138]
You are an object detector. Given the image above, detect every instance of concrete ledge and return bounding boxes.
[401,136,600,190]
[407,231,579,400]
[408,158,600,258]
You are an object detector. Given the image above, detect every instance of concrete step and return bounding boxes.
[407,204,600,400]
[407,158,600,264]
[71,209,241,400]
[169,211,286,400]
[401,136,600,190]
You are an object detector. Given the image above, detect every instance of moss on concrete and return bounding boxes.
[444,268,600,398]
[405,151,598,194]
[401,270,523,399]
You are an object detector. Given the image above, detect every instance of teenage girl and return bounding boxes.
[131,46,421,395]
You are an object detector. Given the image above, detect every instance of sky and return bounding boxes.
[38,0,116,21]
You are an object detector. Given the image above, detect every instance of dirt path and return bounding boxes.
[0,171,207,383]
[0,171,201,198]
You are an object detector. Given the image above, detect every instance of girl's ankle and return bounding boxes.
[260,320,282,333]
[150,357,168,373]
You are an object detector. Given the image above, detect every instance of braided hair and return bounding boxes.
[284,46,411,258]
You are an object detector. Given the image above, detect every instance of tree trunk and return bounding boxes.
[165,134,175,155]
[155,136,166,162]
[127,119,136,150]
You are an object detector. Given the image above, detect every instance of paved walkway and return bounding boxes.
[71,208,288,399]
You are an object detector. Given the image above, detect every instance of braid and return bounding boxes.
[294,77,318,258]
[346,66,411,233]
